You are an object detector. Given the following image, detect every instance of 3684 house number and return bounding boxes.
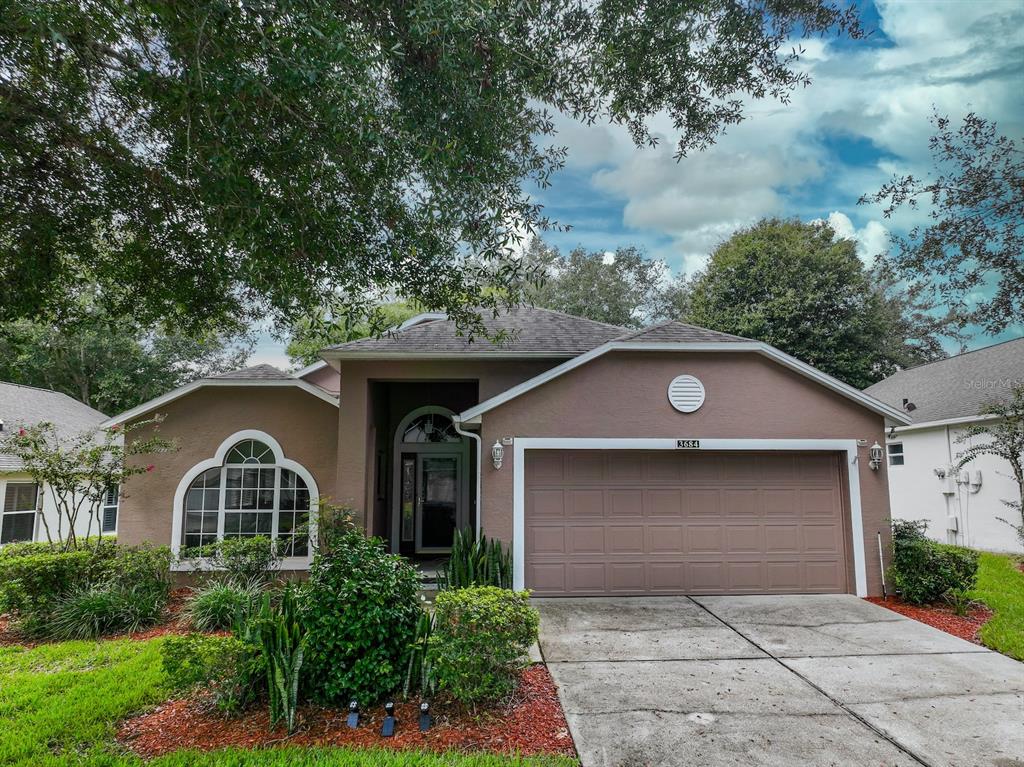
[676,439,701,449]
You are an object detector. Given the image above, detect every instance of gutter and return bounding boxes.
[451,417,482,539]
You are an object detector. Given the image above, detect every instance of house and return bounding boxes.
[0,381,111,545]
[109,306,910,596]
[864,338,1024,553]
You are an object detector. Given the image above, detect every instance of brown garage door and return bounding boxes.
[524,450,849,596]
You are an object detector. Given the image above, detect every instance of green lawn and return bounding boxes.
[970,552,1024,661]
[0,637,575,767]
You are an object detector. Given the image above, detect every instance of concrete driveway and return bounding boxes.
[535,595,1024,767]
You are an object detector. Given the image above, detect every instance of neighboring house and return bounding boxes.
[110,307,910,596]
[0,382,111,545]
[865,338,1024,554]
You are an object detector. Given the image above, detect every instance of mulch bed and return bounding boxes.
[118,664,576,759]
[866,596,993,643]
[0,587,194,648]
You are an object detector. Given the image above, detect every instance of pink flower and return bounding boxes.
[18,428,25,436]
[110,424,120,432]
[146,464,155,473]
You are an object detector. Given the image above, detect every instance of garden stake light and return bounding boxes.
[381,701,396,737]
[419,700,433,732]
[346,700,359,728]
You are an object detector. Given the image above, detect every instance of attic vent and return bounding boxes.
[668,375,705,413]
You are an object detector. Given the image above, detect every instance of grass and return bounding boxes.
[970,552,1024,661]
[0,637,576,767]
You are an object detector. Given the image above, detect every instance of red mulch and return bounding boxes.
[866,596,993,643]
[0,588,195,647]
[118,665,576,759]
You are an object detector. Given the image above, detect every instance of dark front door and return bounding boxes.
[416,454,460,552]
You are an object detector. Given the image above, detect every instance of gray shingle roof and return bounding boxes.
[325,306,627,356]
[0,382,108,472]
[209,364,293,380]
[864,338,1024,424]
[616,321,749,344]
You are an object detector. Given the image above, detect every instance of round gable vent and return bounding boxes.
[668,374,705,413]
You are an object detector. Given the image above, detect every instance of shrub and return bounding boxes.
[162,633,261,714]
[245,585,307,733]
[404,608,435,698]
[302,528,421,704]
[430,586,538,708]
[890,520,980,604]
[0,547,109,618]
[186,580,261,631]
[181,536,282,585]
[47,583,165,640]
[437,529,513,590]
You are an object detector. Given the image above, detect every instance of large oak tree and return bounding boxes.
[0,1,860,337]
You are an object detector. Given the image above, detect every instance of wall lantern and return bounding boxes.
[868,441,884,471]
[491,440,505,470]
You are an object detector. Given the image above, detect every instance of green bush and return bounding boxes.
[186,580,262,631]
[181,536,282,585]
[302,528,421,704]
[246,585,307,733]
[162,633,262,713]
[430,586,538,708]
[437,529,513,590]
[890,519,980,604]
[47,583,166,639]
[0,547,108,617]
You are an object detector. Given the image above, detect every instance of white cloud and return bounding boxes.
[825,211,890,265]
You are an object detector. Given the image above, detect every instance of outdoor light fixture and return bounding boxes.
[491,440,504,470]
[381,701,397,737]
[419,701,433,732]
[869,442,884,471]
[346,700,359,728]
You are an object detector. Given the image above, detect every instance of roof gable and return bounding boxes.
[322,306,626,357]
[864,337,1024,425]
[616,321,749,344]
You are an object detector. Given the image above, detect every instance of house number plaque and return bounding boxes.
[676,439,701,449]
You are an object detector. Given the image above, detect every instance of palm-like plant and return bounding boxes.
[437,529,513,590]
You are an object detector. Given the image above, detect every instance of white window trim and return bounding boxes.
[101,486,119,534]
[170,429,319,571]
[887,442,905,467]
[0,477,39,545]
[511,437,867,597]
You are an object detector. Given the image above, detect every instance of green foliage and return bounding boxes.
[249,586,307,733]
[286,302,419,367]
[970,553,1024,661]
[683,218,951,388]
[431,587,538,708]
[0,0,859,338]
[944,587,974,617]
[0,543,170,638]
[438,529,513,591]
[0,293,251,415]
[302,529,421,705]
[521,240,670,328]
[404,609,436,699]
[182,536,283,586]
[861,112,1023,334]
[890,520,979,605]
[161,633,261,715]
[185,581,262,632]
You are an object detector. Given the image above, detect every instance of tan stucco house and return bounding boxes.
[109,307,911,597]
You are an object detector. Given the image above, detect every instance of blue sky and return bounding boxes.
[252,0,1024,368]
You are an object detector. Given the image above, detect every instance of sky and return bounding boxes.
[250,0,1024,369]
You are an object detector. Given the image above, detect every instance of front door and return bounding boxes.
[415,454,461,553]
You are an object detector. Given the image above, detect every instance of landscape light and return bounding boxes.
[381,701,397,737]
[346,700,359,729]
[419,700,433,732]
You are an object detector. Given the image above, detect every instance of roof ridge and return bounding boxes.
[0,380,106,413]
[523,305,628,331]
[613,320,675,341]
[876,335,1024,379]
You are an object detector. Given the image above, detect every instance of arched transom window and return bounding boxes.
[401,412,461,443]
[183,439,310,556]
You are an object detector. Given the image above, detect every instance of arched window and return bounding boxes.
[182,438,311,557]
[401,412,462,443]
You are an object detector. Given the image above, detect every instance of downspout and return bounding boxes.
[452,417,482,539]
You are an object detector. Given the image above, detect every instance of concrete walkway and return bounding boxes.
[535,595,1024,767]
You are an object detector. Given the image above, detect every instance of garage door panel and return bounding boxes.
[525,450,849,596]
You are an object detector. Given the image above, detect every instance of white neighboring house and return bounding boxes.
[864,338,1024,553]
[0,381,114,546]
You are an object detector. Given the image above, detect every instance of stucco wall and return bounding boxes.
[301,364,340,394]
[333,358,560,533]
[887,423,1023,553]
[477,351,893,596]
[118,387,338,548]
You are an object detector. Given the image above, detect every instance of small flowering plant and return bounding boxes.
[1,415,176,551]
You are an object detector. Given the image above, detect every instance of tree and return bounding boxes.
[861,112,1024,334]
[524,239,669,328]
[955,385,1024,547]
[0,1,861,338]
[0,296,251,415]
[683,218,951,388]
[1,417,174,550]
[285,301,419,367]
